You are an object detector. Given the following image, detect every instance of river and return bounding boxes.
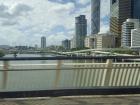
[0,54,75,92]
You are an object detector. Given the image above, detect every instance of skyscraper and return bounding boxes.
[75,15,87,48]
[110,0,131,47]
[110,0,140,47]
[121,19,140,47]
[41,36,46,49]
[91,0,100,35]
[62,39,71,50]
[132,0,140,19]
[131,28,140,48]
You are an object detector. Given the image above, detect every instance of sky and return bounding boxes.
[0,0,110,47]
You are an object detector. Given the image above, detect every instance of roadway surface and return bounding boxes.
[0,95,140,105]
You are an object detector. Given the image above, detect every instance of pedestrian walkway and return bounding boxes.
[0,95,140,105]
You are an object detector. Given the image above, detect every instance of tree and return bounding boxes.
[0,50,5,57]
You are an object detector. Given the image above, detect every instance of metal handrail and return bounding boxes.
[0,55,140,61]
[0,56,139,98]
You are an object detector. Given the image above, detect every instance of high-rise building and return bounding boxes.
[75,15,87,48]
[62,39,71,50]
[131,28,140,48]
[131,0,140,19]
[110,0,131,47]
[110,0,140,47]
[121,19,140,47]
[41,36,46,49]
[91,0,100,35]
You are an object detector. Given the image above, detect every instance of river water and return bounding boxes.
[0,54,76,92]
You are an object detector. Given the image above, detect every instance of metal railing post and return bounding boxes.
[2,60,9,89]
[54,60,62,88]
[104,59,113,86]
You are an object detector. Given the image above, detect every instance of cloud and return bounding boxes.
[0,0,110,46]
[101,0,110,19]
[100,0,110,33]
[76,0,90,5]
[0,4,12,19]
[0,3,32,26]
[50,2,75,12]
[1,20,18,26]
[12,4,32,16]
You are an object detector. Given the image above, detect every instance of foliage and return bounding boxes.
[110,48,139,55]
[0,50,5,57]
[70,47,90,51]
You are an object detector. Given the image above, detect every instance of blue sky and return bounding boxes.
[0,0,110,46]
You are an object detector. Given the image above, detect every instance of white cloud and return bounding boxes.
[0,0,110,46]
[101,0,110,18]
[0,3,32,26]
[50,2,75,12]
[100,22,109,33]
[100,0,110,33]
[76,0,90,5]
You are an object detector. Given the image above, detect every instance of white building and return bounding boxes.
[131,28,140,48]
[70,37,76,49]
[84,35,96,49]
[121,19,140,47]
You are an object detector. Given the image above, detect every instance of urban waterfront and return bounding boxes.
[0,54,140,93]
[0,54,75,92]
[0,0,140,104]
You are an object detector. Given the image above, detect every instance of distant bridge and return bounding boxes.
[61,48,133,56]
[7,48,133,56]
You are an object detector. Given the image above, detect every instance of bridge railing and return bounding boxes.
[0,56,140,98]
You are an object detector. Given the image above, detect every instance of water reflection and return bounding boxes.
[40,53,47,64]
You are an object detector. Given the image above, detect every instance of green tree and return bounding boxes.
[0,50,5,57]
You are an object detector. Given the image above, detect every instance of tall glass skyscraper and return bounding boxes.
[132,0,140,19]
[91,0,100,35]
[110,0,140,47]
[75,15,87,48]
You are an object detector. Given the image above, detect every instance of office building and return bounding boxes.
[121,19,140,47]
[91,0,100,34]
[131,28,140,48]
[96,33,116,49]
[75,15,87,48]
[84,35,96,49]
[62,39,71,50]
[41,36,46,49]
[131,0,140,19]
[110,0,140,47]
[110,0,132,46]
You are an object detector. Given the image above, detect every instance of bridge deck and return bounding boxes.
[1,95,140,105]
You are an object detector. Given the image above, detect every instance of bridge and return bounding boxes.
[0,56,140,96]
[0,56,140,104]
[7,48,134,57]
[61,48,134,56]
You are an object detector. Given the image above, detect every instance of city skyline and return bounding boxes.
[0,0,110,46]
